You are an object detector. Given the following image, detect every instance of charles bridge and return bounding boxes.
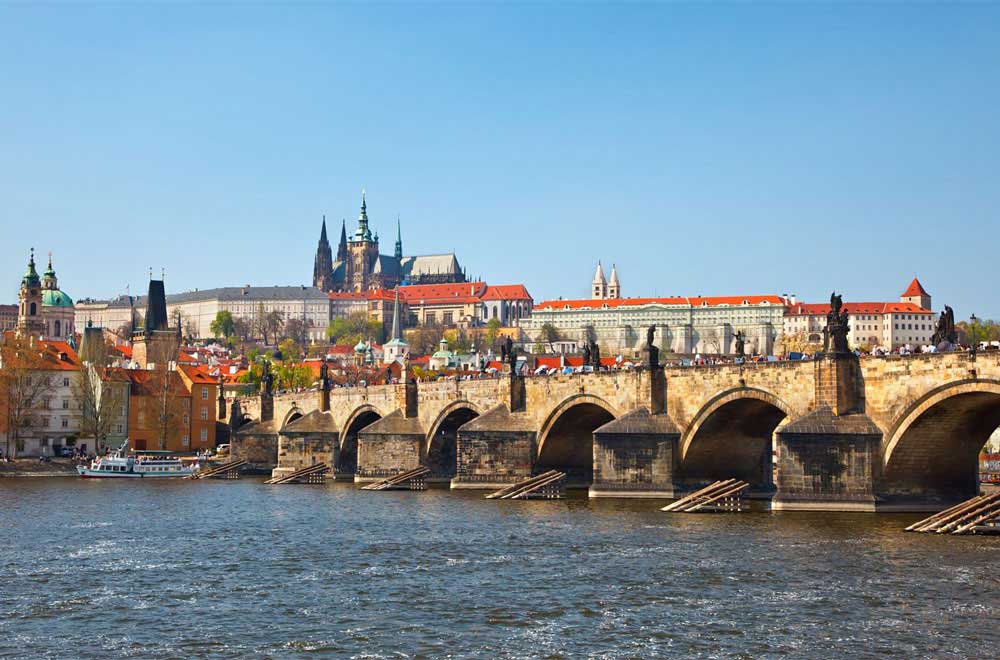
[227,350,1000,511]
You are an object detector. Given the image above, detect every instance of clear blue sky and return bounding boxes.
[1,3,998,318]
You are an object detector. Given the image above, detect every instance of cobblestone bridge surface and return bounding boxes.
[229,351,1000,511]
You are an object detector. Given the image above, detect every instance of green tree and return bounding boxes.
[278,338,302,363]
[210,311,236,339]
[485,318,502,349]
[326,313,384,346]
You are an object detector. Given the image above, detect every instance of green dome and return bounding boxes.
[42,289,74,308]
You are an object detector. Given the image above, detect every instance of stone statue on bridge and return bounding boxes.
[590,340,601,369]
[500,336,513,364]
[932,305,957,348]
[261,361,274,396]
[508,345,518,372]
[319,361,330,392]
[581,342,591,367]
[734,330,745,358]
[824,291,851,354]
[644,326,659,368]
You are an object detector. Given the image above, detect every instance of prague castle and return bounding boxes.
[313,192,466,293]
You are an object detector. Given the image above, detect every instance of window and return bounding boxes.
[116,424,124,434]
[200,428,208,442]
[183,413,190,425]
[201,387,209,400]
[182,435,190,447]
[62,399,69,409]
[200,407,208,421]
[61,418,69,428]
[63,377,70,387]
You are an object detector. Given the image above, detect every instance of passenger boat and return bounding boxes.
[77,446,197,478]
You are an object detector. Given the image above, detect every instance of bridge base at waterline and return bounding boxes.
[589,408,680,499]
[771,408,882,512]
[355,411,426,484]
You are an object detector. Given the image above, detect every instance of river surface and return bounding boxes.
[0,478,997,659]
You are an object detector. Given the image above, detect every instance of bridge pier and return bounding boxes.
[356,410,426,483]
[772,353,883,511]
[451,405,537,490]
[589,408,679,498]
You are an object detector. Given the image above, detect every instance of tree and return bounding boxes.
[144,335,186,451]
[700,328,722,354]
[539,323,562,352]
[74,339,126,454]
[406,322,443,355]
[0,335,55,458]
[326,312,384,346]
[233,316,253,343]
[257,310,284,345]
[485,318,502,349]
[278,338,303,363]
[283,317,310,346]
[210,311,236,339]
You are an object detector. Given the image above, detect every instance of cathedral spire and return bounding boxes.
[320,215,328,243]
[394,214,403,260]
[354,188,373,241]
[338,219,348,261]
[390,286,402,341]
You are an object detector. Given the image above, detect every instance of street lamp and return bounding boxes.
[969,313,978,357]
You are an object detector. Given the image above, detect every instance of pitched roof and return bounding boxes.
[901,277,930,298]
[398,282,486,304]
[481,284,533,301]
[535,295,784,311]
[785,302,933,316]
[177,364,217,385]
[400,254,462,278]
[36,340,82,371]
[161,285,329,304]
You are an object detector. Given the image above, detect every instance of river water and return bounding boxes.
[0,478,997,659]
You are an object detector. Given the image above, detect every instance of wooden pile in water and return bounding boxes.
[905,491,1000,535]
[264,463,330,485]
[188,459,247,480]
[361,466,430,491]
[485,470,566,500]
[661,479,750,513]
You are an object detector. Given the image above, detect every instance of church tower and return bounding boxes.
[312,216,335,291]
[607,264,620,299]
[591,261,607,300]
[16,248,45,338]
[346,190,381,292]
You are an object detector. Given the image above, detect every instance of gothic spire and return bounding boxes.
[354,188,372,241]
[394,214,403,260]
[320,215,328,243]
[338,219,348,261]
[390,286,402,341]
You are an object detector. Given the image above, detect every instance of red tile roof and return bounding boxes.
[535,295,784,311]
[178,364,217,384]
[481,284,533,301]
[36,340,82,371]
[785,302,933,316]
[901,277,930,298]
[399,282,487,304]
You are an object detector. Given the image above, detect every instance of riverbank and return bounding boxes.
[0,458,79,478]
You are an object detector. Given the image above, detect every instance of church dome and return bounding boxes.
[42,289,74,308]
[354,339,368,353]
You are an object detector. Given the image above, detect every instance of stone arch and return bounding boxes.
[881,379,1000,503]
[679,387,791,488]
[281,407,304,429]
[425,401,481,479]
[536,394,618,485]
[338,405,383,475]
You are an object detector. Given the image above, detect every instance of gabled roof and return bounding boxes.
[901,277,930,298]
[398,282,487,304]
[35,340,82,371]
[177,364,217,385]
[400,254,462,278]
[481,284,533,301]
[535,295,784,311]
[785,302,933,316]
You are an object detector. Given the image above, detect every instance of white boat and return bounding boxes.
[77,445,197,479]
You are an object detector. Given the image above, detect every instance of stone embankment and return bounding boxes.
[0,458,79,478]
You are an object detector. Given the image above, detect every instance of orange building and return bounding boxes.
[177,365,218,451]
[121,364,218,453]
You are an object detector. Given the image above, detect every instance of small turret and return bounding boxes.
[607,264,620,299]
[592,261,607,300]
